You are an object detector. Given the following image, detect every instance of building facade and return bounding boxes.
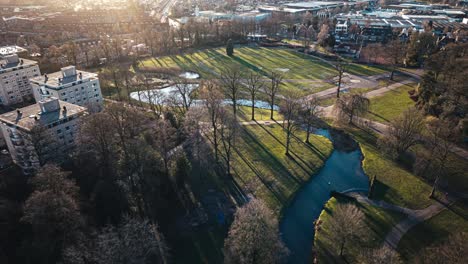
[30,66,103,109]
[0,97,87,174]
[0,53,41,106]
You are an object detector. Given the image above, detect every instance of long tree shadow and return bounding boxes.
[367,111,391,123]
[233,147,287,205]
[242,126,304,185]
[271,119,328,161]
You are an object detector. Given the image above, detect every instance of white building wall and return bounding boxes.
[0,64,40,105]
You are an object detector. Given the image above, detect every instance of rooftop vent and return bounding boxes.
[39,97,60,114]
[61,66,77,78]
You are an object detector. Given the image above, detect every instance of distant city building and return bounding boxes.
[0,97,87,174]
[0,52,41,106]
[30,66,103,109]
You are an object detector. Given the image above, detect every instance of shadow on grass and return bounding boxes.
[242,126,303,185]
[367,110,391,123]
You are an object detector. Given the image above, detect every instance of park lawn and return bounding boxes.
[346,63,388,76]
[139,47,338,94]
[342,126,433,209]
[233,123,333,213]
[237,106,283,122]
[368,83,417,123]
[397,202,468,262]
[314,196,405,263]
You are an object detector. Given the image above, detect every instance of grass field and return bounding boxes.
[138,47,385,96]
[397,202,468,262]
[368,83,417,123]
[233,123,333,213]
[314,196,405,263]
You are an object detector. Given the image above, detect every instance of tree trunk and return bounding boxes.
[270,100,275,120]
[251,98,255,120]
[286,126,291,156]
[336,73,342,98]
[340,239,346,257]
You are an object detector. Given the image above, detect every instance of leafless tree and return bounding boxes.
[384,40,406,80]
[266,71,283,120]
[327,203,365,257]
[359,245,401,264]
[96,217,169,264]
[378,107,424,159]
[334,93,370,125]
[317,23,330,46]
[299,96,322,144]
[224,198,289,264]
[173,78,196,114]
[220,66,244,117]
[199,81,224,162]
[335,58,348,98]
[419,232,467,264]
[280,92,302,156]
[245,72,265,121]
[150,120,177,174]
[218,109,239,176]
[27,124,58,167]
[184,107,211,179]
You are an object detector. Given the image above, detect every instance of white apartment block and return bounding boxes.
[30,66,103,109]
[0,54,41,106]
[0,97,87,174]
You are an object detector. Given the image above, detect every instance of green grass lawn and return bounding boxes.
[397,202,468,262]
[233,123,333,213]
[368,83,417,123]
[137,47,385,96]
[342,126,433,209]
[237,106,283,122]
[314,196,405,263]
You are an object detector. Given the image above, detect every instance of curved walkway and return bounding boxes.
[344,192,450,249]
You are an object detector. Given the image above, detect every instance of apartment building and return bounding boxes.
[0,97,87,174]
[0,51,41,106]
[30,66,103,109]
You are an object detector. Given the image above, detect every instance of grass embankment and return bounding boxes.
[233,123,333,213]
[314,196,405,263]
[368,83,417,123]
[237,106,283,122]
[397,202,468,262]
[174,123,333,263]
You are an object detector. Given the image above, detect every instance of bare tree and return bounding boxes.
[218,109,238,176]
[327,203,365,257]
[200,81,223,162]
[220,66,243,117]
[96,217,169,264]
[384,40,406,80]
[359,245,401,264]
[173,78,196,113]
[378,108,424,159]
[419,232,467,264]
[335,58,348,98]
[317,23,330,46]
[298,96,321,144]
[334,93,370,125]
[280,92,302,156]
[245,72,264,121]
[224,198,289,264]
[27,124,58,167]
[266,71,283,120]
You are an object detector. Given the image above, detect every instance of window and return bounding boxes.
[65,126,70,130]
[57,129,62,134]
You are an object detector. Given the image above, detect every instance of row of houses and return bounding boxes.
[0,45,103,174]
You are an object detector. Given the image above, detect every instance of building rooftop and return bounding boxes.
[0,97,86,131]
[0,56,38,74]
[0,46,27,56]
[284,1,345,9]
[30,66,98,89]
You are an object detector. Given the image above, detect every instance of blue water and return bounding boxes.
[130,86,278,110]
[280,129,369,264]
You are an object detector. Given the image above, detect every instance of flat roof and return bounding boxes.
[284,1,344,9]
[30,69,98,89]
[0,99,86,131]
[0,46,27,56]
[0,58,38,73]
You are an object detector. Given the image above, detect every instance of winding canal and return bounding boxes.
[280,129,369,264]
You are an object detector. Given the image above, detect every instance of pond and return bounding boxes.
[280,129,369,264]
[130,86,279,110]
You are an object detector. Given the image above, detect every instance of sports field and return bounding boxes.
[138,47,386,95]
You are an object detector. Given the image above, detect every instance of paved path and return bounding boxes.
[344,192,450,249]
